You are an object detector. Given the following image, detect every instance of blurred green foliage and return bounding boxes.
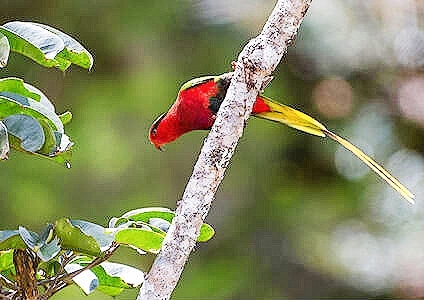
[1,0,423,299]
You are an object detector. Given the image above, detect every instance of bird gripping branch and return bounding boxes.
[149,72,415,204]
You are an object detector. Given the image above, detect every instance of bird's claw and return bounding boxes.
[260,76,274,93]
[231,61,273,93]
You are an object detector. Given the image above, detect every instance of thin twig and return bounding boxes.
[38,251,76,299]
[62,242,119,282]
[44,281,71,299]
[38,251,76,286]
[0,274,17,291]
[10,291,17,300]
[41,242,120,299]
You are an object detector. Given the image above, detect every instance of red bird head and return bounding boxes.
[149,111,188,150]
[149,75,228,150]
[149,113,168,150]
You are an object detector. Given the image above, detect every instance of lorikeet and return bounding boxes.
[149,72,414,203]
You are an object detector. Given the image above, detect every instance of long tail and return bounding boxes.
[253,96,415,204]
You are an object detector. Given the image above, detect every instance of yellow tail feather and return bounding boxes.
[255,97,415,204]
[324,130,414,204]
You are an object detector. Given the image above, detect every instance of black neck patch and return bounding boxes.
[208,76,231,115]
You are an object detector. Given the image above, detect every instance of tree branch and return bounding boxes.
[138,1,313,299]
[13,249,40,300]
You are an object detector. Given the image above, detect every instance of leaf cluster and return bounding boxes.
[0,20,217,300]
[0,207,214,298]
[0,21,93,167]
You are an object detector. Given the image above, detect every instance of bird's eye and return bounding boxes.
[150,113,166,136]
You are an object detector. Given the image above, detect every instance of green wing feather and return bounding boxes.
[179,76,215,91]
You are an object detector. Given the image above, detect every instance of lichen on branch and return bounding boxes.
[137,1,313,299]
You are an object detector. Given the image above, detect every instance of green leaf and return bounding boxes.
[0,121,9,160]
[0,21,93,71]
[0,250,14,272]
[39,259,61,277]
[197,223,215,242]
[100,262,144,287]
[0,78,41,101]
[65,263,99,294]
[39,223,54,244]
[148,218,171,233]
[17,224,60,262]
[18,226,40,250]
[0,77,73,163]
[68,258,144,296]
[37,239,61,262]
[59,111,72,125]
[92,262,144,296]
[32,23,93,70]
[69,220,114,250]
[0,93,63,132]
[119,207,215,242]
[143,222,167,236]
[108,217,129,228]
[37,118,57,155]
[55,219,113,256]
[0,230,26,250]
[108,219,156,233]
[55,218,102,257]
[3,114,45,152]
[92,271,126,295]
[0,21,64,68]
[0,32,10,67]
[121,207,175,222]
[6,133,69,167]
[114,228,164,254]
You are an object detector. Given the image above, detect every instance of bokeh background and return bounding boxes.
[1,0,424,299]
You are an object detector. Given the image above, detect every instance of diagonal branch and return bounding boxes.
[137,1,313,299]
